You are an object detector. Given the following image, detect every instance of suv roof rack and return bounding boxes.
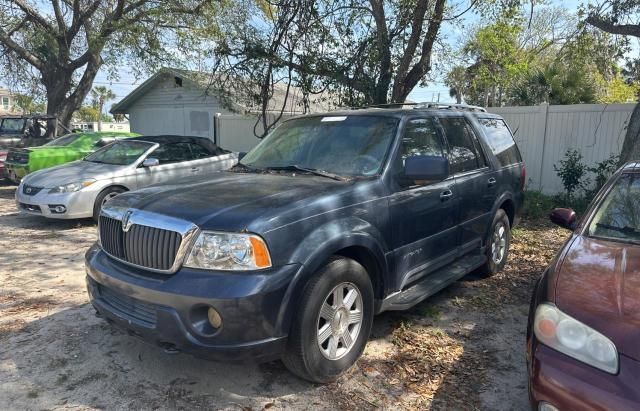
[346,102,487,113]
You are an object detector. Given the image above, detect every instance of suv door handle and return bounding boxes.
[191,167,200,173]
[440,189,453,201]
[487,177,497,187]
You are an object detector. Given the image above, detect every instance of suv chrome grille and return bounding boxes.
[99,215,184,272]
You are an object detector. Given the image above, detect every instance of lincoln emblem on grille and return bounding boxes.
[122,210,134,232]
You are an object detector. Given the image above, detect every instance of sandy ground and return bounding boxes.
[0,184,568,410]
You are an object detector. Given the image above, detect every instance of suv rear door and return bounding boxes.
[388,117,459,289]
[438,116,496,255]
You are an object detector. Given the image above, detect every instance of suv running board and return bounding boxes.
[380,254,487,312]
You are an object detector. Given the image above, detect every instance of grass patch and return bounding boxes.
[523,190,591,220]
[419,304,441,320]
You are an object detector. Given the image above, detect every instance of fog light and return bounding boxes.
[207,307,222,329]
[49,204,66,214]
[539,402,559,411]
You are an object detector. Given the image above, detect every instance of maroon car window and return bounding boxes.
[588,173,640,243]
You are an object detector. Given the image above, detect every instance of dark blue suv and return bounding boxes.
[85,104,524,382]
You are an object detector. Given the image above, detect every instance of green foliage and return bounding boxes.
[12,94,45,114]
[587,154,620,197]
[75,106,100,123]
[597,74,640,103]
[447,4,631,107]
[554,149,590,201]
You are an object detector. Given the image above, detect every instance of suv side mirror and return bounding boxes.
[550,208,577,230]
[142,157,160,167]
[404,155,449,182]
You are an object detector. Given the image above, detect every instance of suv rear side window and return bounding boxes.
[439,117,486,174]
[479,118,521,166]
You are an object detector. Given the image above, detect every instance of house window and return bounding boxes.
[1,97,9,110]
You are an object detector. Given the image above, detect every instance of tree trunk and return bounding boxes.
[619,103,640,166]
[42,55,102,137]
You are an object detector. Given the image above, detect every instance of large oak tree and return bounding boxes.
[0,0,220,135]
[586,0,640,165]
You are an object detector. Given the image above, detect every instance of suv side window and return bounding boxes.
[478,118,522,166]
[439,117,486,174]
[401,118,445,160]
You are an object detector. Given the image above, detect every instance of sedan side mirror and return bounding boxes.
[404,155,449,182]
[550,208,577,230]
[142,157,160,167]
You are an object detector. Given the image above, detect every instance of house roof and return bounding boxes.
[111,67,333,115]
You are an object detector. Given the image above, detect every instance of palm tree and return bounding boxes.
[90,86,116,131]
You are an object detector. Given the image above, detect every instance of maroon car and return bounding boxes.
[527,162,640,411]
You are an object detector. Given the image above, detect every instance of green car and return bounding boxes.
[5,131,139,183]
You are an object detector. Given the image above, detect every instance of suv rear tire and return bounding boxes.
[282,257,374,383]
[478,209,511,277]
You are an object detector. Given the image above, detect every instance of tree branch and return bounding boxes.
[586,16,640,38]
[0,26,44,69]
[12,0,55,32]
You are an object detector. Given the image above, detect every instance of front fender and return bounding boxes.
[275,217,389,335]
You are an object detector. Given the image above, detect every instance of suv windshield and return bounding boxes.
[85,141,153,165]
[0,118,25,133]
[588,173,640,243]
[240,115,399,176]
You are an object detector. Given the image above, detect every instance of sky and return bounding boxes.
[2,0,635,109]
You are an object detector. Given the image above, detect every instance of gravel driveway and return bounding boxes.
[0,184,567,410]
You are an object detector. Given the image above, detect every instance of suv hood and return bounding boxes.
[555,235,640,361]
[106,171,351,232]
[23,160,124,188]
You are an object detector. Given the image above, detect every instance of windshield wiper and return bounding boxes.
[595,223,640,236]
[266,165,347,181]
[230,162,264,173]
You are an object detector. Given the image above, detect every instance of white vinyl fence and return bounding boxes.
[489,103,635,194]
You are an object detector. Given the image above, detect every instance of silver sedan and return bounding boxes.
[15,135,238,220]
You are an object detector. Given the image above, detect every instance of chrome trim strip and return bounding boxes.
[99,206,200,274]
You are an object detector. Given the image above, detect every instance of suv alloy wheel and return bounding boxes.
[283,257,374,382]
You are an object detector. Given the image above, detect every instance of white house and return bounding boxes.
[110,67,332,152]
[0,87,17,115]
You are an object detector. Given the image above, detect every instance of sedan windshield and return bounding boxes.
[588,173,640,243]
[240,115,399,177]
[85,141,153,165]
[45,133,83,147]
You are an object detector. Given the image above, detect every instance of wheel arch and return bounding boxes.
[276,220,389,335]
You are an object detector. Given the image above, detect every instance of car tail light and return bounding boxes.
[519,165,526,190]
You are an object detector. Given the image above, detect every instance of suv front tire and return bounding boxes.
[282,257,374,382]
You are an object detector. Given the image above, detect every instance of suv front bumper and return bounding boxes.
[85,244,301,362]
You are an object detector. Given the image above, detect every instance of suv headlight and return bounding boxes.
[534,303,618,374]
[49,179,96,193]
[184,231,272,271]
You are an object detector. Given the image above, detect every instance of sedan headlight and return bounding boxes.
[184,231,272,271]
[534,303,618,374]
[49,179,96,193]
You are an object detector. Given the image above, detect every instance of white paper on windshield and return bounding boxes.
[321,116,347,122]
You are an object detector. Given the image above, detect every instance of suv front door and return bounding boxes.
[388,118,459,289]
[439,116,496,254]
